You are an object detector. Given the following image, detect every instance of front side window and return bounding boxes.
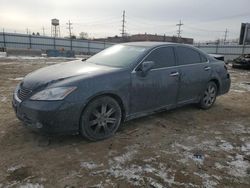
[176,46,202,65]
[144,47,175,69]
[200,53,208,62]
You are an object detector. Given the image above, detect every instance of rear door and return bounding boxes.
[175,46,211,104]
[130,46,179,114]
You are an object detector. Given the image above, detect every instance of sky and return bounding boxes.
[0,0,250,42]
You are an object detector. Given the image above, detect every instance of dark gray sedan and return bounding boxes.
[12,42,231,140]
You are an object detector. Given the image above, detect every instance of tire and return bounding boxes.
[198,81,217,109]
[80,96,122,141]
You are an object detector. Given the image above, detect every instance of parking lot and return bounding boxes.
[0,57,249,188]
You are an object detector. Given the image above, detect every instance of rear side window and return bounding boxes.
[176,46,202,65]
[144,47,175,69]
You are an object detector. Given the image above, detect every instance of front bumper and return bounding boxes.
[12,93,82,135]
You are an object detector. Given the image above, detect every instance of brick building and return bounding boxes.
[95,33,193,44]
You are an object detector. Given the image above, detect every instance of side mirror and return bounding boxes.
[81,57,89,61]
[137,61,155,76]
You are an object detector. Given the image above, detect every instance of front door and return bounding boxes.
[130,47,179,114]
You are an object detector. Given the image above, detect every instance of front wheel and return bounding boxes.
[198,82,217,109]
[80,96,122,141]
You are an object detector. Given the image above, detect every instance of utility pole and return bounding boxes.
[42,26,45,36]
[3,28,6,48]
[121,10,126,37]
[26,28,29,35]
[176,20,183,38]
[67,20,73,50]
[66,20,73,38]
[223,28,228,44]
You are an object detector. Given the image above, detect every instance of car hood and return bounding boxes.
[22,60,120,90]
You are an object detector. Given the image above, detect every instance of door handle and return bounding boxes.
[204,66,211,71]
[170,72,179,77]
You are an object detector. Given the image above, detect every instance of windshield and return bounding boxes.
[86,44,147,68]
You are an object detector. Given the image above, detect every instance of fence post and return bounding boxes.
[87,40,90,55]
[29,35,32,49]
[2,30,6,48]
[215,43,218,54]
[53,37,56,50]
[70,38,72,51]
[242,44,245,55]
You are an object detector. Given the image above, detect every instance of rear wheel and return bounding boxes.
[80,96,122,141]
[199,81,217,109]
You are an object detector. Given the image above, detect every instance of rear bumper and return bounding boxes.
[219,76,231,95]
[12,94,82,135]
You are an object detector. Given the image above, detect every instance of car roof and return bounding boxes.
[122,41,212,60]
[122,41,191,49]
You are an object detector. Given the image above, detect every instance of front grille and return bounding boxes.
[17,86,32,101]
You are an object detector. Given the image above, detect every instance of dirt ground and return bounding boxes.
[0,57,249,188]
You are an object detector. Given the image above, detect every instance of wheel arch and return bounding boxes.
[79,92,127,127]
[209,78,220,94]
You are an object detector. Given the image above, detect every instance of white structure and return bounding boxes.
[239,23,250,45]
[51,19,60,38]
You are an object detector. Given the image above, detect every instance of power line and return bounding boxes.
[176,20,183,38]
[184,25,224,33]
[121,10,126,37]
[74,17,120,26]
[66,20,73,37]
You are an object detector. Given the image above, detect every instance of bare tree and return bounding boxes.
[79,32,89,39]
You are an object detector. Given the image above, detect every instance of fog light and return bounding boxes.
[35,122,43,129]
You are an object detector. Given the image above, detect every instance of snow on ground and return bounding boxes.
[239,83,250,91]
[19,183,44,188]
[0,56,78,65]
[8,77,24,81]
[219,140,234,151]
[0,96,7,102]
[0,56,73,60]
[241,142,250,155]
[5,56,46,60]
[194,172,218,188]
[230,89,246,93]
[231,82,250,92]
[7,164,25,173]
[77,120,250,187]
[80,161,103,170]
[227,154,250,177]
[228,122,250,134]
[80,145,176,187]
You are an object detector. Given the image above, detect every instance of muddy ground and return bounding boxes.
[0,57,249,188]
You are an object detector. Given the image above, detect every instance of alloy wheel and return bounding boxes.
[81,96,122,141]
[203,84,216,106]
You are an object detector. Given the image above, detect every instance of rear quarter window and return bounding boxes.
[176,46,202,65]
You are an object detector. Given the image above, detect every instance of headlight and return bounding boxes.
[30,87,77,101]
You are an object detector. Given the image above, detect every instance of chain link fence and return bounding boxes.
[1,32,250,60]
